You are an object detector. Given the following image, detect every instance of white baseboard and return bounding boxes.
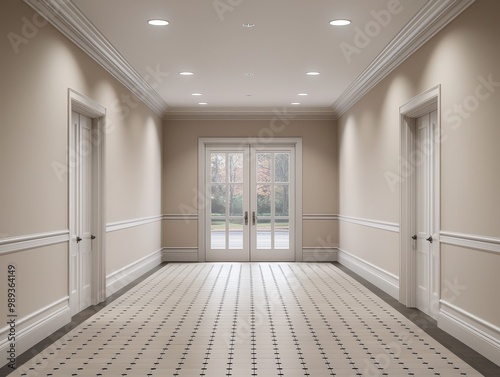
[338,248,399,299]
[303,247,338,262]
[162,247,199,262]
[106,249,163,296]
[439,301,500,367]
[0,297,71,369]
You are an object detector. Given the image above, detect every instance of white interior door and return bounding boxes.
[205,144,295,262]
[70,111,93,315]
[414,110,438,319]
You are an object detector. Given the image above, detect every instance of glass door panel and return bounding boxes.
[251,148,294,261]
[206,148,249,261]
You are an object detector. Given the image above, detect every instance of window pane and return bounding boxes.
[275,219,289,249]
[229,153,243,183]
[211,219,226,249]
[211,185,226,216]
[211,153,226,183]
[229,184,243,216]
[229,220,243,249]
[275,153,289,183]
[257,185,271,216]
[257,218,272,249]
[257,153,271,183]
[275,185,289,217]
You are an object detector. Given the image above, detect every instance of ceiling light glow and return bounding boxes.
[306,71,320,76]
[179,71,194,76]
[191,93,202,96]
[243,23,255,28]
[198,102,208,105]
[291,102,301,105]
[148,19,169,26]
[330,19,351,26]
[298,93,309,96]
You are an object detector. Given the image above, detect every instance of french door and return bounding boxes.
[205,144,296,262]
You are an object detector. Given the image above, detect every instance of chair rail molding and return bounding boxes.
[0,230,69,255]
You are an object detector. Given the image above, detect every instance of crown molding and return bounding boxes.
[164,107,337,121]
[332,0,476,117]
[24,0,475,121]
[23,0,169,117]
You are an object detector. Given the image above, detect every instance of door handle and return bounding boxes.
[91,235,96,240]
[76,236,82,243]
[412,235,417,240]
[244,211,248,225]
[252,212,256,225]
[426,236,433,243]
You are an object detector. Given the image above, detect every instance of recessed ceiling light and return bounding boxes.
[244,73,254,77]
[243,23,255,28]
[330,19,351,26]
[179,71,194,76]
[191,93,202,96]
[291,102,301,105]
[306,71,320,76]
[148,19,169,26]
[198,102,208,105]
[298,93,309,96]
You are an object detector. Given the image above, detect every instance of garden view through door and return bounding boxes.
[207,145,295,261]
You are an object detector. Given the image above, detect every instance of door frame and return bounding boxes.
[198,138,303,262]
[68,89,106,316]
[399,85,440,316]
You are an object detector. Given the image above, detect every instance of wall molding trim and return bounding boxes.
[106,215,163,233]
[303,214,338,221]
[303,247,338,262]
[439,301,500,367]
[24,0,475,120]
[0,230,69,255]
[163,214,199,221]
[0,297,71,369]
[338,249,399,299]
[162,248,199,262]
[23,0,169,117]
[440,231,500,255]
[164,108,336,121]
[332,0,476,117]
[106,249,163,296]
[338,215,399,233]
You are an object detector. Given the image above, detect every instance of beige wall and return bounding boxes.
[338,0,500,328]
[0,0,163,337]
[162,119,338,252]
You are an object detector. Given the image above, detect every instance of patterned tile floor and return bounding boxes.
[6,263,487,376]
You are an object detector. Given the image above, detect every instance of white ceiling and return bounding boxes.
[70,0,429,116]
